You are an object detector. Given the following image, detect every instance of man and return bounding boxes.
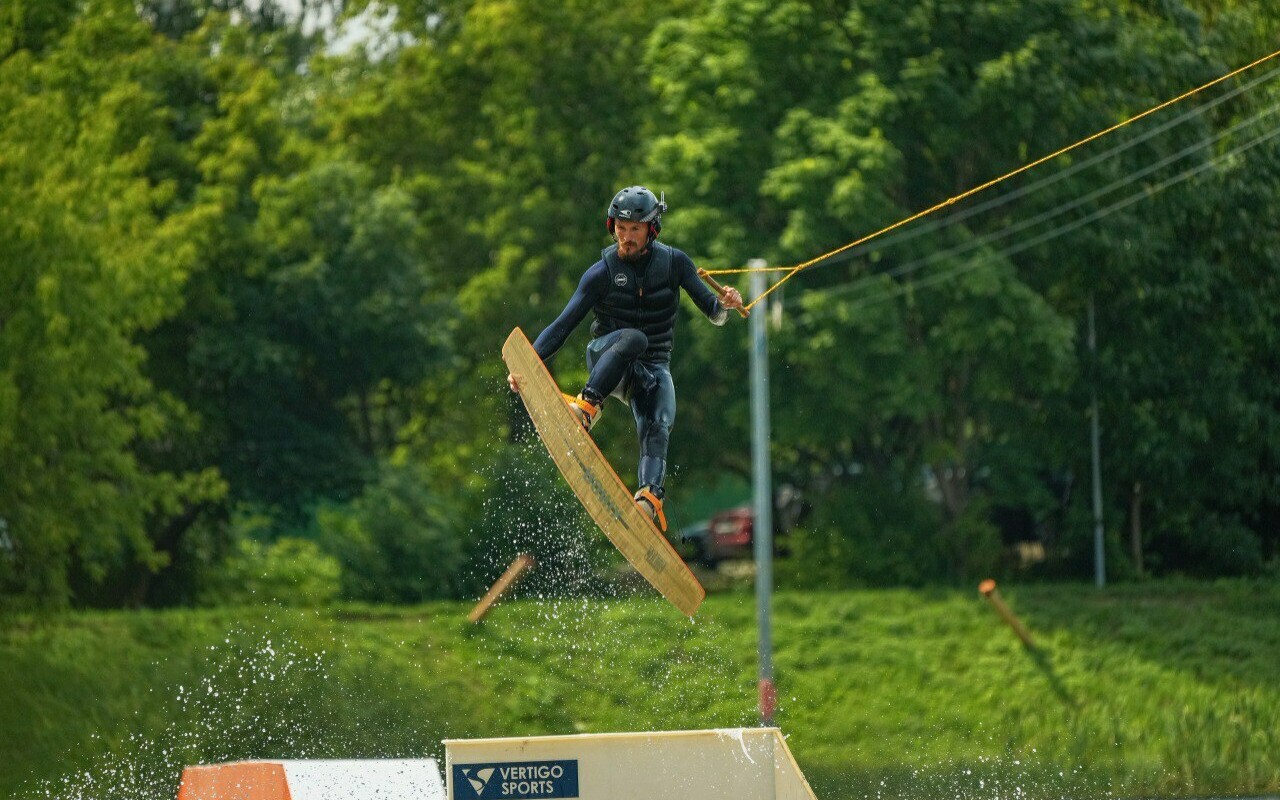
[508,186,746,531]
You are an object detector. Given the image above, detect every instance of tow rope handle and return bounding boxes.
[697,268,750,318]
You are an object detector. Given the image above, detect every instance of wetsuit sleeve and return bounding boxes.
[675,250,728,326]
[531,262,609,361]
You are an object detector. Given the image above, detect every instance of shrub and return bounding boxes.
[318,465,470,603]
[780,477,950,588]
[199,523,341,607]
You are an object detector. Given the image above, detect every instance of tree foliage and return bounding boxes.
[2,0,1278,605]
[0,0,224,605]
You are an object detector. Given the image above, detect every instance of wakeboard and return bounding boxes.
[502,327,705,616]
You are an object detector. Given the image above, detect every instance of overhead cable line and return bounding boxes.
[707,46,1280,310]
[794,62,1280,277]
[809,101,1280,301]
[804,121,1280,315]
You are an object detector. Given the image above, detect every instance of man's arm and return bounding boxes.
[530,261,608,361]
[674,250,730,325]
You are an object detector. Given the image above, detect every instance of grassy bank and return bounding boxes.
[2,580,1277,799]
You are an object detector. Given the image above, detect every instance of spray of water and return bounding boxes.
[463,437,752,726]
[26,621,453,800]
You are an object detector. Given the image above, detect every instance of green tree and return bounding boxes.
[318,463,470,603]
[139,16,452,523]
[322,0,682,529]
[642,0,1280,580]
[0,0,223,605]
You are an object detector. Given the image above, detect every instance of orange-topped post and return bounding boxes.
[979,579,1036,648]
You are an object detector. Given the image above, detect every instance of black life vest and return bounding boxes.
[590,242,681,360]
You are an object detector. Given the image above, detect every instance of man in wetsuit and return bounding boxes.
[507,186,746,532]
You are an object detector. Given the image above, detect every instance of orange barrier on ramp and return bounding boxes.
[178,762,289,800]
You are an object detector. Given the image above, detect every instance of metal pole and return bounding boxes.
[1088,295,1106,588]
[748,260,776,725]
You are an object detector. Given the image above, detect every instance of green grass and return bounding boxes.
[2,580,1278,799]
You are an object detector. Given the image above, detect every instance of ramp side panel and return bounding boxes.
[771,729,820,800]
[446,727,816,800]
[501,328,704,616]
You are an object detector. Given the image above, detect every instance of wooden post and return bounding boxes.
[978,579,1036,648]
[469,554,536,623]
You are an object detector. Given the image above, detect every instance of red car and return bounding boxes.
[680,489,802,567]
[707,506,754,562]
[679,506,758,566]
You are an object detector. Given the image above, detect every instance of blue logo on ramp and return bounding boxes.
[454,760,579,799]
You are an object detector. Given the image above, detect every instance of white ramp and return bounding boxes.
[177,758,445,800]
[444,728,817,800]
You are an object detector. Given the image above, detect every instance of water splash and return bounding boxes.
[24,624,448,800]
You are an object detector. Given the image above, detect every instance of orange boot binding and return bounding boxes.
[562,392,601,432]
[634,486,667,532]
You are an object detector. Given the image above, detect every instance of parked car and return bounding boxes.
[707,505,754,563]
[678,486,804,567]
[675,520,712,566]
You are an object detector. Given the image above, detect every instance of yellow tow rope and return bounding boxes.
[699,46,1280,312]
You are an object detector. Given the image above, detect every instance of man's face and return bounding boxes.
[613,218,649,261]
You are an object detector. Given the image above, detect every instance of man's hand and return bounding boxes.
[695,267,750,318]
[507,373,520,393]
[720,286,745,312]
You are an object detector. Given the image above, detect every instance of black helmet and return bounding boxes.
[606,186,667,241]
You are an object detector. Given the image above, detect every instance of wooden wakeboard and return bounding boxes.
[502,327,705,616]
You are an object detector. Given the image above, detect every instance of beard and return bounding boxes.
[618,241,649,263]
